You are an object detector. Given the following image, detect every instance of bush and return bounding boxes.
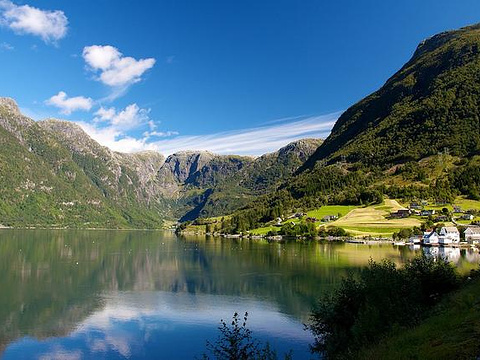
[202,312,292,360]
[308,256,459,359]
[318,226,349,238]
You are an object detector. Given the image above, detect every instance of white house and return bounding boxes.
[423,230,439,245]
[439,226,460,245]
[464,226,480,244]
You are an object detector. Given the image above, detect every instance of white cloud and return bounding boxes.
[76,112,338,155]
[0,0,68,44]
[94,104,150,130]
[144,130,179,138]
[74,103,164,153]
[94,106,116,122]
[76,122,157,153]
[83,45,155,88]
[39,346,82,360]
[46,91,93,115]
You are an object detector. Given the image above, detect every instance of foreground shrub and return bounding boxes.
[202,312,292,360]
[308,256,459,359]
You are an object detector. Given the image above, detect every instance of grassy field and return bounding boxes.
[249,205,360,235]
[400,196,480,212]
[184,197,480,237]
[357,277,480,360]
[250,201,422,237]
[306,205,359,219]
[399,196,480,225]
[331,199,422,237]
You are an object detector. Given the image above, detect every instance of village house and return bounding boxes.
[464,226,480,244]
[409,202,423,210]
[434,215,448,222]
[453,206,463,213]
[438,226,460,245]
[423,230,439,245]
[322,215,338,222]
[408,235,422,244]
[460,214,474,221]
[390,209,411,219]
[420,209,435,217]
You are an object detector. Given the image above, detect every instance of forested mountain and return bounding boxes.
[0,98,167,228]
[302,23,480,170]
[217,24,480,233]
[0,97,320,227]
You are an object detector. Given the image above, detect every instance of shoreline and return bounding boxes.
[178,230,479,248]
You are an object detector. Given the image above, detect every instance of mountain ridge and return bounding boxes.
[0,99,322,226]
[302,23,480,171]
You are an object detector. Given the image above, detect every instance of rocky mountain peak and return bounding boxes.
[38,118,110,156]
[0,97,35,143]
[276,138,323,159]
[0,97,21,115]
[161,151,216,183]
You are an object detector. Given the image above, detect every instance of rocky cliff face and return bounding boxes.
[0,98,36,144]
[39,119,166,204]
[0,97,323,225]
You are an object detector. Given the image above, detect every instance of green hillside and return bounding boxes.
[0,99,164,228]
[303,24,480,169]
[212,24,480,234]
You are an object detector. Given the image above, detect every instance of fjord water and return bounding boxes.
[0,230,478,359]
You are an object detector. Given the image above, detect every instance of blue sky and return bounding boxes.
[1,0,480,155]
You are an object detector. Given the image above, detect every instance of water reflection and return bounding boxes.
[0,230,478,359]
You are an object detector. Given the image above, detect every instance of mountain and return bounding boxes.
[303,23,480,170]
[216,24,480,233]
[0,99,167,228]
[156,139,322,221]
[0,97,321,227]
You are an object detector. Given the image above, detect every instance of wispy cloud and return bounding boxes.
[46,91,93,115]
[0,0,68,44]
[77,112,338,155]
[150,113,338,156]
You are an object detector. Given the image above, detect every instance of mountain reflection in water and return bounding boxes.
[0,230,478,359]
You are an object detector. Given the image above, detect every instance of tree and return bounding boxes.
[202,312,292,360]
[308,256,459,359]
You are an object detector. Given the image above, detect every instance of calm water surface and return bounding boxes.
[0,230,478,359]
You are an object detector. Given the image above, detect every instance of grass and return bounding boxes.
[249,225,278,235]
[454,197,480,211]
[341,226,403,236]
[248,205,360,235]
[306,205,359,219]
[408,196,480,212]
[357,276,480,360]
[250,200,424,237]
[331,199,422,237]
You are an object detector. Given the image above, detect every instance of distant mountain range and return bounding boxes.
[0,97,321,227]
[2,23,480,229]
